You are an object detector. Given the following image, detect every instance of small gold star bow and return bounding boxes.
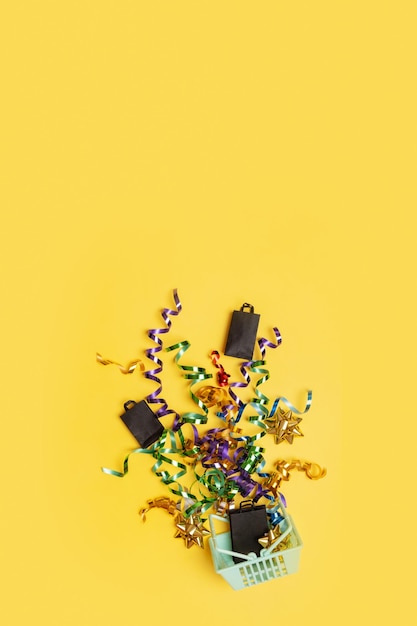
[258,526,292,552]
[174,513,211,549]
[264,407,304,444]
[139,497,210,549]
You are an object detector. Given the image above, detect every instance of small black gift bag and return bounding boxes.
[224,303,260,360]
[229,500,269,563]
[120,400,164,448]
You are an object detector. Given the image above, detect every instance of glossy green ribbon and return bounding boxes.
[270,391,313,416]
[166,341,212,424]
[101,429,192,500]
[183,467,240,517]
[101,443,159,478]
[228,360,271,424]
[246,360,271,417]
[240,443,266,473]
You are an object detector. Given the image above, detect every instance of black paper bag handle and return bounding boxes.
[124,400,136,411]
[239,499,255,512]
[240,303,255,314]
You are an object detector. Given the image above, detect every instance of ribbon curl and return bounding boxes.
[139,496,210,548]
[264,459,327,496]
[258,327,282,359]
[144,289,182,425]
[96,353,144,374]
[247,360,272,418]
[139,496,179,521]
[195,386,230,408]
[210,351,231,386]
[166,341,213,425]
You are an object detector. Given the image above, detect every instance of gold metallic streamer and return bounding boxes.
[139,496,179,522]
[139,496,210,548]
[264,459,326,495]
[195,386,233,408]
[96,353,145,374]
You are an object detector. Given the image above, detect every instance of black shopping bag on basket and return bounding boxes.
[120,400,164,448]
[229,501,269,563]
[224,303,260,360]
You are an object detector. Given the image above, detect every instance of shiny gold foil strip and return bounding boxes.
[96,352,145,374]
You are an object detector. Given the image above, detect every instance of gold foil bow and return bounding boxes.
[139,497,210,549]
[258,526,292,552]
[264,407,304,444]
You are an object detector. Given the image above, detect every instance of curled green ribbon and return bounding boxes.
[101,444,158,478]
[166,341,213,424]
[247,360,272,417]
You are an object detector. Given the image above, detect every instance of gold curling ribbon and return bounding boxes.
[139,497,210,549]
[195,385,239,423]
[214,498,230,517]
[139,496,179,522]
[96,353,145,375]
[195,386,230,407]
[266,460,326,494]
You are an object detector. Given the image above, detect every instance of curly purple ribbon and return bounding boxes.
[222,360,255,423]
[195,427,269,502]
[258,327,282,359]
[218,328,281,422]
[144,289,182,427]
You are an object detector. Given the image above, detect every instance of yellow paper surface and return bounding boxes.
[1,2,416,624]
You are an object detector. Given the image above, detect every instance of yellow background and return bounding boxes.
[1,1,416,624]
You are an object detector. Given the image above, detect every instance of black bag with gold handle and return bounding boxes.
[229,500,269,563]
[224,303,260,360]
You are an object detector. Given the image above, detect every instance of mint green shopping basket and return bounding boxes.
[208,506,303,590]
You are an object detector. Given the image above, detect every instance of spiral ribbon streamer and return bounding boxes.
[210,351,231,386]
[166,341,213,425]
[144,289,182,424]
[258,327,282,359]
[96,353,145,374]
[265,459,327,495]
